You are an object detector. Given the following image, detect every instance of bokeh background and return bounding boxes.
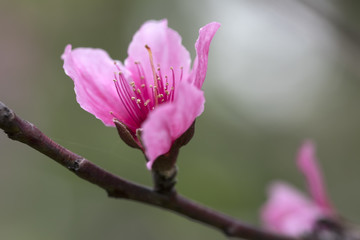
[1,0,360,239]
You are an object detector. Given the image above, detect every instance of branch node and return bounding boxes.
[68,158,85,172]
[224,224,238,237]
[0,101,15,128]
[152,166,177,194]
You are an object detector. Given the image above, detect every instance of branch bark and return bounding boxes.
[0,101,297,240]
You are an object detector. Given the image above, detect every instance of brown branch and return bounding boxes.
[0,101,298,240]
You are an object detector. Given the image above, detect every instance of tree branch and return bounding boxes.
[0,101,297,240]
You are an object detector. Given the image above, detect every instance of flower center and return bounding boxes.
[112,45,183,130]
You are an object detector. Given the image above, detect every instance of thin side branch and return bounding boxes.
[0,101,297,240]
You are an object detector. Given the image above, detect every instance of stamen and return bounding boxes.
[112,46,181,130]
[144,99,150,106]
[135,62,146,83]
[180,66,183,81]
[110,111,118,120]
[170,67,176,101]
[157,66,166,101]
[134,58,152,109]
[114,62,121,71]
[117,72,144,122]
[113,78,140,125]
[110,111,120,120]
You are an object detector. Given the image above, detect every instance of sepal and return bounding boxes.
[114,119,142,150]
[149,121,196,193]
[151,120,195,172]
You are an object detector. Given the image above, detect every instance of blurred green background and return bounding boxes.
[1,0,360,239]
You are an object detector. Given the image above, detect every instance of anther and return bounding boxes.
[110,111,117,118]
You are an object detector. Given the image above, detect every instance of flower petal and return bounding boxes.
[189,22,220,88]
[141,82,205,169]
[125,19,191,92]
[297,141,333,213]
[62,45,135,128]
[261,182,324,237]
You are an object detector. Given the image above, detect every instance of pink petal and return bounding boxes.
[61,45,135,128]
[125,19,191,93]
[297,141,333,213]
[141,82,205,169]
[189,22,221,88]
[261,182,324,237]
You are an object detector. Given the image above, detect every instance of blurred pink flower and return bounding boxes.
[261,141,335,237]
[61,20,220,169]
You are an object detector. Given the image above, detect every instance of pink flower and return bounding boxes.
[261,141,335,237]
[61,20,220,169]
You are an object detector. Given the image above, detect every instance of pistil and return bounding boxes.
[145,45,159,106]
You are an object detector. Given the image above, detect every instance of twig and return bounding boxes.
[0,101,297,240]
